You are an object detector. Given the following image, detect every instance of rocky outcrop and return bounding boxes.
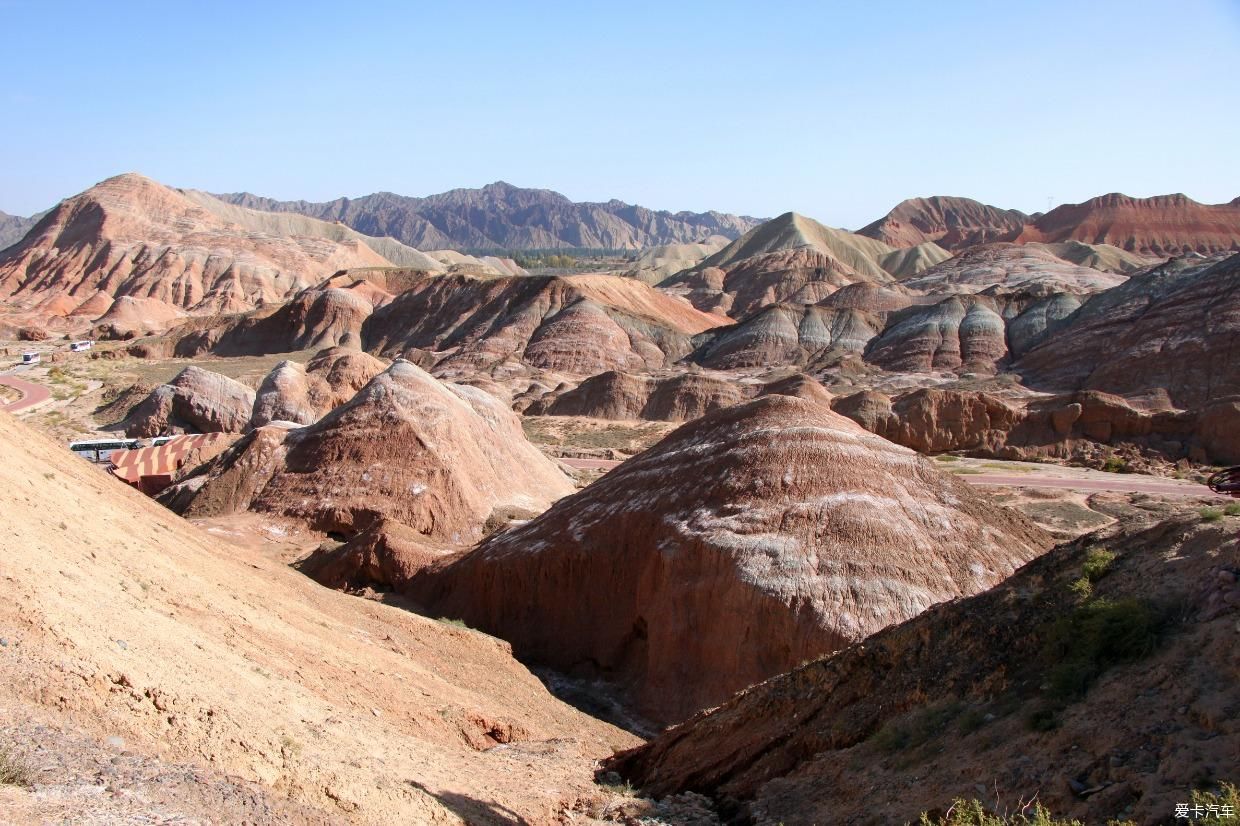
[251,361,317,427]
[1016,252,1240,408]
[689,304,884,369]
[659,212,898,318]
[176,286,380,358]
[164,361,575,541]
[832,386,1240,465]
[90,296,188,339]
[248,348,393,428]
[360,272,726,377]
[1016,192,1240,256]
[215,181,762,251]
[527,370,750,422]
[865,294,1009,373]
[408,395,1050,724]
[297,517,453,592]
[900,243,1126,295]
[124,367,256,437]
[858,196,1031,251]
[608,504,1237,825]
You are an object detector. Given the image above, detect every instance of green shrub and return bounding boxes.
[1080,548,1115,582]
[1101,455,1131,474]
[1068,577,1093,602]
[1225,503,1240,517]
[1042,598,1166,701]
[1201,507,1224,522]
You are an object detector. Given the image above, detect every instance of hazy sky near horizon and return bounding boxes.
[1,0,1238,228]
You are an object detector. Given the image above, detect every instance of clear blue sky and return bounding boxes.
[1,0,1238,228]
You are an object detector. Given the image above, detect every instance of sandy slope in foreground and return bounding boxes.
[0,411,637,824]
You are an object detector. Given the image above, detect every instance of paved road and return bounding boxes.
[0,375,51,412]
[559,457,1218,498]
[962,473,1214,497]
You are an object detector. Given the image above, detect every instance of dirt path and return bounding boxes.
[0,374,51,412]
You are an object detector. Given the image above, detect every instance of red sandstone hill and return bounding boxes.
[162,360,574,543]
[858,196,1031,251]
[1016,193,1240,257]
[608,499,1237,825]
[0,173,440,335]
[175,269,729,377]
[399,395,1049,725]
[1016,252,1240,408]
[861,192,1240,258]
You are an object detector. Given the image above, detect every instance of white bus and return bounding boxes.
[69,340,94,352]
[69,438,139,464]
[69,436,176,464]
[21,351,40,365]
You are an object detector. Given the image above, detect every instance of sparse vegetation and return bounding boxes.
[1200,506,1224,522]
[1225,503,1240,517]
[1042,597,1167,701]
[870,700,962,753]
[1100,455,1131,474]
[1068,548,1116,603]
[918,798,1134,825]
[1190,783,1240,824]
[437,617,471,629]
[1080,548,1115,583]
[0,745,33,787]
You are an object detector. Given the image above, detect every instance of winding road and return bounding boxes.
[0,374,52,412]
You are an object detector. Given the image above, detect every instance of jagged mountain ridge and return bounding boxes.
[215,181,764,251]
[0,208,41,250]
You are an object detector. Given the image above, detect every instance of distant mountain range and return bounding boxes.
[214,181,765,252]
[0,209,40,250]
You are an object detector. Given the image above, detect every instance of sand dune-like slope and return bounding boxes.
[0,410,636,824]
[622,238,730,284]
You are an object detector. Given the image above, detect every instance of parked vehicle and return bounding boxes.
[69,438,141,464]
